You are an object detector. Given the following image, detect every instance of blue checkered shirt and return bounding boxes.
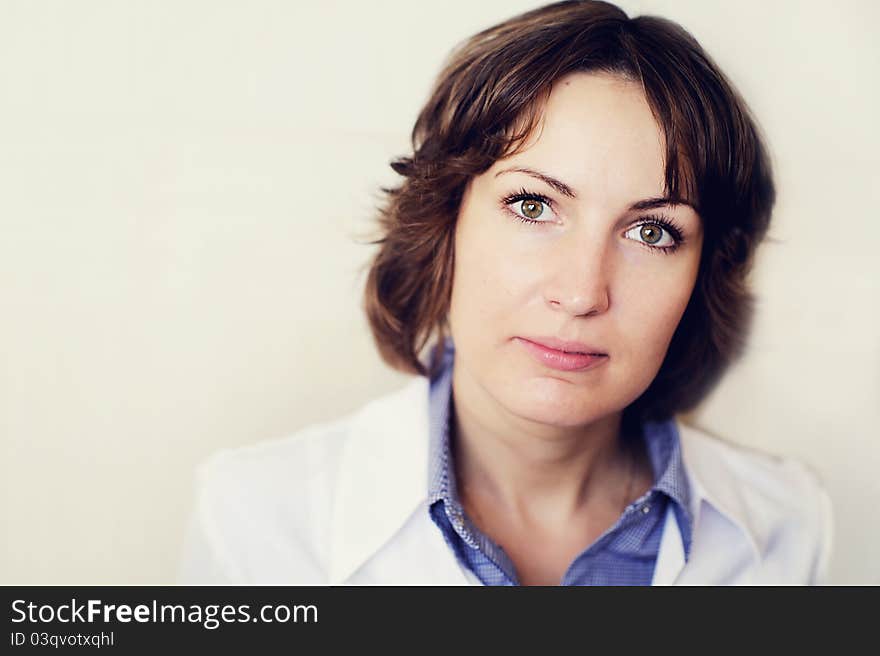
[427,338,693,586]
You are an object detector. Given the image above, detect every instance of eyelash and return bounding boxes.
[499,187,686,254]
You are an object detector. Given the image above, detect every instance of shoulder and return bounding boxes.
[195,413,352,505]
[199,375,426,490]
[678,422,828,506]
[677,422,833,584]
[180,413,353,584]
[179,376,430,584]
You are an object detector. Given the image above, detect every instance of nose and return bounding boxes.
[544,233,611,317]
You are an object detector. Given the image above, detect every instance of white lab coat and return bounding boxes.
[178,375,833,585]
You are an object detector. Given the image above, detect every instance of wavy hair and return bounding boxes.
[361,0,775,424]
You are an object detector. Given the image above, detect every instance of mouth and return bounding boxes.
[514,337,608,372]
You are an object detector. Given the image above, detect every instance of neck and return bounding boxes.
[450,362,636,527]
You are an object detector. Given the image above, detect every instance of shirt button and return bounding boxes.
[641,504,651,514]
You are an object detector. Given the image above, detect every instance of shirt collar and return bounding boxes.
[643,418,694,556]
[427,337,458,508]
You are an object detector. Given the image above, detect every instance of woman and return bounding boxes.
[179,0,831,585]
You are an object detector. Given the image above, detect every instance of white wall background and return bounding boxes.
[1,0,877,584]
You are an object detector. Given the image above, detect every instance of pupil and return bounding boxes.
[521,200,543,219]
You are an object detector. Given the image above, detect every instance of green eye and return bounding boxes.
[623,220,679,251]
[640,224,662,244]
[520,199,544,219]
[502,189,556,224]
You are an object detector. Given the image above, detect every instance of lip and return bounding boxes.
[514,336,609,372]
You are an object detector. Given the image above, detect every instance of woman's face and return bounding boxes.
[448,71,703,430]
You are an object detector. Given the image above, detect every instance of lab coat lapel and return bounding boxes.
[652,422,767,585]
[659,423,764,584]
[650,504,686,585]
[328,376,435,584]
[342,504,476,585]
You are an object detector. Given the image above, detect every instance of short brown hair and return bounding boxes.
[361,0,775,423]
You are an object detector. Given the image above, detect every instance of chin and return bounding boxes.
[501,383,619,429]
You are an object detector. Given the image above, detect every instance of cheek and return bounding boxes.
[451,217,537,320]
[617,264,696,360]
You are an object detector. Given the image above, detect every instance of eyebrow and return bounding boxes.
[494,166,696,211]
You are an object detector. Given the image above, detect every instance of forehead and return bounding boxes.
[492,71,668,205]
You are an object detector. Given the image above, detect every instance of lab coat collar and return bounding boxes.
[329,375,763,584]
[678,423,766,560]
[328,376,432,584]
